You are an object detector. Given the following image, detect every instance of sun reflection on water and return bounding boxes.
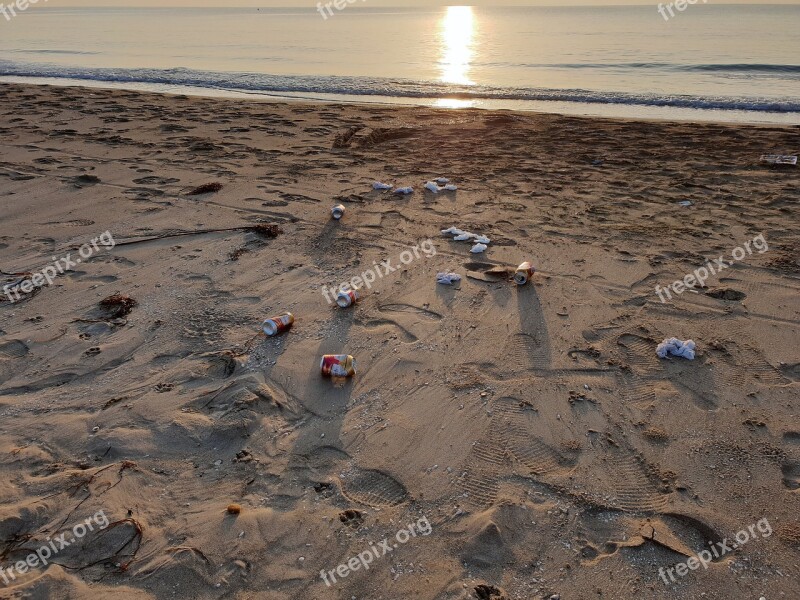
[439,6,475,86]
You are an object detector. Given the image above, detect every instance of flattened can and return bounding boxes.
[514,261,535,286]
[336,289,360,308]
[263,312,294,336]
[331,204,346,220]
[321,354,356,377]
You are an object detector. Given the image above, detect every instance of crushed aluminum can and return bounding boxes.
[263,313,294,336]
[514,262,535,286]
[321,354,356,377]
[336,289,360,308]
[331,204,346,220]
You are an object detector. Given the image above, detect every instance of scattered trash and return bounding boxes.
[227,504,242,515]
[394,187,414,195]
[426,180,457,193]
[373,182,393,190]
[514,262,535,285]
[336,289,360,308]
[761,154,797,166]
[443,226,491,252]
[656,338,696,360]
[263,313,294,337]
[677,200,693,207]
[187,182,223,195]
[321,354,356,377]
[436,272,462,285]
[331,204,346,220]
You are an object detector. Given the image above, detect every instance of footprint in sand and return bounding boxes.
[339,468,408,508]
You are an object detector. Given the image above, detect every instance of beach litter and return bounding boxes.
[436,272,462,285]
[442,226,492,252]
[331,204,346,220]
[394,187,414,195]
[760,154,797,166]
[336,289,360,308]
[263,313,294,336]
[425,179,458,193]
[373,181,393,190]
[677,200,693,207]
[321,354,356,377]
[656,338,696,360]
[513,262,535,285]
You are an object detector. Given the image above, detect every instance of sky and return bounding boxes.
[53,1,800,6]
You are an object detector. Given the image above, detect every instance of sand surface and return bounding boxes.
[0,83,798,600]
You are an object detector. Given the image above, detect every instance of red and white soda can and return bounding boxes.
[336,289,360,308]
[263,312,294,336]
[331,204,346,220]
[514,262,535,285]
[320,354,356,377]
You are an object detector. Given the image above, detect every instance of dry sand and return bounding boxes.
[0,82,798,600]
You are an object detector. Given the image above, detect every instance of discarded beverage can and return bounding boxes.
[332,204,346,220]
[514,262,535,285]
[321,354,356,377]
[263,313,294,336]
[336,289,360,308]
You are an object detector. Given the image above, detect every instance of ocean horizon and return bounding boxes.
[1,4,799,123]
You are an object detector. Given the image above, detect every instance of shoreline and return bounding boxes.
[2,78,799,127]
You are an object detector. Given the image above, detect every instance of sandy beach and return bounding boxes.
[0,82,798,600]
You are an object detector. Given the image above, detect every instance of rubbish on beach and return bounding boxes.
[443,184,458,191]
[436,177,450,185]
[514,262,535,285]
[454,233,475,241]
[336,289,360,308]
[331,204,346,220]
[321,354,356,377]
[760,154,797,166]
[425,181,441,193]
[441,227,465,236]
[394,187,414,195]
[474,235,491,244]
[227,504,242,515]
[677,200,693,207]
[656,338,696,360]
[373,182,393,190]
[263,313,294,336]
[436,272,462,285]
[471,243,488,254]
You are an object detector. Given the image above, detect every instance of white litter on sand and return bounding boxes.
[470,243,488,254]
[454,233,475,241]
[474,235,491,244]
[656,338,696,360]
[436,177,450,185]
[425,181,441,193]
[436,272,462,285]
[394,187,414,195]
[373,182,393,190]
[443,184,458,191]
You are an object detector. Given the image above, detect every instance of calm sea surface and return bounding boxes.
[1,5,798,123]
